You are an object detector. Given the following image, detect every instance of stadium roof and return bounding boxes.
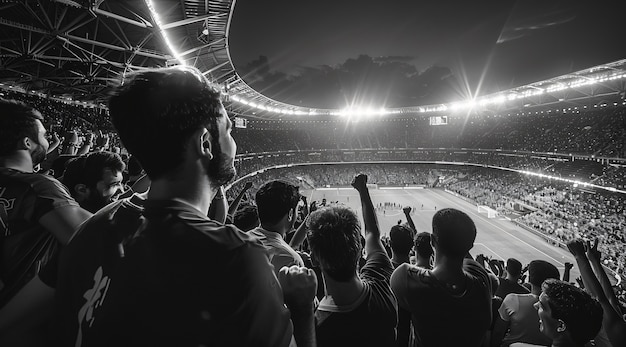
[1,0,625,115]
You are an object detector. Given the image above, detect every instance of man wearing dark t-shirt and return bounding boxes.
[52,67,317,347]
[392,208,492,347]
[0,99,92,309]
[308,174,397,347]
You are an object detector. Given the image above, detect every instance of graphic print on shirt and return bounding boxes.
[0,187,16,236]
[75,266,111,347]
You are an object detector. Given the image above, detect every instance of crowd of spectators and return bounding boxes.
[443,169,626,282]
[232,106,626,158]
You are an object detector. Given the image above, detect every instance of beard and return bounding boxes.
[31,143,47,166]
[203,140,236,188]
[81,189,112,213]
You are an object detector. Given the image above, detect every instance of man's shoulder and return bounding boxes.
[392,263,431,290]
[1,168,69,195]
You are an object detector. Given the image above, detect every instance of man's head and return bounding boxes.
[0,99,49,166]
[63,151,126,213]
[528,260,560,288]
[233,204,260,232]
[389,224,413,256]
[535,279,602,346]
[108,67,236,186]
[255,180,300,231]
[506,258,523,278]
[414,232,434,259]
[431,208,476,258]
[307,206,362,282]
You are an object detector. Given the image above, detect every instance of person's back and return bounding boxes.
[394,259,492,346]
[310,175,397,347]
[55,196,293,346]
[495,260,560,347]
[248,180,304,275]
[314,248,397,347]
[500,293,551,347]
[52,67,315,347]
[392,208,492,347]
[0,168,69,306]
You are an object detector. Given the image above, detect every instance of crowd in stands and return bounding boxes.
[232,107,626,158]
[444,169,626,282]
[1,67,625,346]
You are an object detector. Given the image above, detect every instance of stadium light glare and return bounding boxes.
[145,0,186,66]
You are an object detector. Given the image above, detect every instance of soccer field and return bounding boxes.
[303,187,581,280]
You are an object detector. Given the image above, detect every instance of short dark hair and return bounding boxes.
[389,224,413,255]
[108,67,223,179]
[431,208,476,257]
[63,151,125,193]
[0,99,43,156]
[255,180,300,225]
[233,204,260,232]
[414,232,433,258]
[307,206,362,282]
[528,260,560,287]
[506,258,523,277]
[542,279,603,345]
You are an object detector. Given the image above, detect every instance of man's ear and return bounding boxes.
[73,184,90,201]
[556,319,567,333]
[288,208,294,222]
[19,137,32,150]
[195,128,213,160]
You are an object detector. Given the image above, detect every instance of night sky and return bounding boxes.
[229,0,626,108]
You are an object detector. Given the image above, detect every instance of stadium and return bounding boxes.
[1,1,625,346]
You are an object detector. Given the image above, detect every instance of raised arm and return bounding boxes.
[76,132,94,156]
[586,239,622,314]
[46,132,61,154]
[562,262,573,283]
[402,206,417,235]
[40,205,92,244]
[278,265,317,347]
[226,181,252,224]
[567,239,626,347]
[289,213,310,250]
[208,186,228,224]
[351,174,384,255]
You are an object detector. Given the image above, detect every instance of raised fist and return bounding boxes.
[351,174,368,191]
[566,239,586,258]
[278,265,318,310]
[586,238,602,263]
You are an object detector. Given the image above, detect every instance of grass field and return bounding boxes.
[303,187,581,280]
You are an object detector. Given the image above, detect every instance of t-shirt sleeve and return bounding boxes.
[360,249,394,283]
[463,259,492,292]
[32,176,79,221]
[234,243,294,347]
[498,294,518,321]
